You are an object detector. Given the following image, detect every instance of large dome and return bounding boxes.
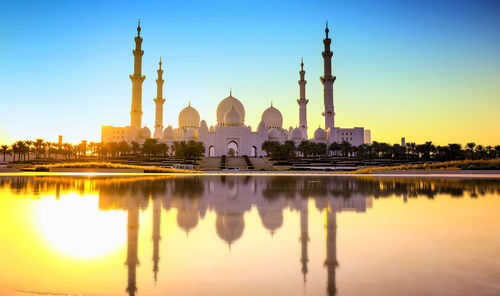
[223,106,242,127]
[216,91,245,126]
[261,104,283,129]
[179,104,200,129]
[216,213,244,246]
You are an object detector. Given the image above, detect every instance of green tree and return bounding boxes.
[1,145,11,163]
[328,142,341,157]
[298,140,311,157]
[340,141,353,157]
[466,142,476,159]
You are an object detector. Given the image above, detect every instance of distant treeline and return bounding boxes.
[261,140,500,161]
[0,139,205,163]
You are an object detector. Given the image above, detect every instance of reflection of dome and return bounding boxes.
[314,127,325,140]
[139,127,151,139]
[216,213,244,246]
[177,209,199,233]
[291,128,303,142]
[223,106,242,127]
[267,128,279,140]
[259,209,283,234]
[179,104,200,129]
[185,127,197,139]
[216,92,245,126]
[162,125,174,139]
[261,104,283,129]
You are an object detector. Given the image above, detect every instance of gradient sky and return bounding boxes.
[1,0,499,145]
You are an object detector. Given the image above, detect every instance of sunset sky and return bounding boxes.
[1,0,499,145]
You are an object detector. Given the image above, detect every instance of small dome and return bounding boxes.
[139,126,151,139]
[223,106,242,127]
[185,127,197,139]
[162,125,174,139]
[261,104,283,129]
[209,125,215,132]
[267,128,279,140]
[179,104,200,129]
[260,209,283,234]
[177,209,199,234]
[216,91,245,126]
[314,127,325,140]
[200,119,207,127]
[291,128,303,141]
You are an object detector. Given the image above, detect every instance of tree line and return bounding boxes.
[1,139,205,163]
[261,140,500,161]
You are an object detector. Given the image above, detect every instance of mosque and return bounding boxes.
[101,21,371,157]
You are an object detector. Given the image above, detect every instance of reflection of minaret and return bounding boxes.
[325,205,338,296]
[153,58,165,139]
[130,20,146,136]
[152,197,162,283]
[297,58,309,139]
[126,200,140,296]
[299,199,309,283]
[320,21,336,130]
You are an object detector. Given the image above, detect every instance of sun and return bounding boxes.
[35,194,127,259]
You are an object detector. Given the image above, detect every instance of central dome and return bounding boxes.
[223,106,242,127]
[216,91,245,126]
[261,104,283,129]
[178,103,200,129]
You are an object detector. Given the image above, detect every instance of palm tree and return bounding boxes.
[1,145,11,163]
[328,142,341,157]
[341,141,353,157]
[495,145,500,159]
[297,140,311,157]
[466,142,476,159]
[475,145,485,159]
[24,140,34,161]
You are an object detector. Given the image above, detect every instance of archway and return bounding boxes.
[209,146,215,157]
[227,141,238,157]
[250,146,257,157]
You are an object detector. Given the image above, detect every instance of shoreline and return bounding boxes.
[1,169,500,178]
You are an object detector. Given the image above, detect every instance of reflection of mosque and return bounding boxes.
[101,176,373,296]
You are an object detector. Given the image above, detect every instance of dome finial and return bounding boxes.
[137,19,141,36]
[325,21,329,38]
[159,57,162,69]
[301,57,304,70]
[271,101,273,108]
[188,100,190,107]
[230,88,232,97]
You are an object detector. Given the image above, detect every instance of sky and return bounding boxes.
[0,0,499,145]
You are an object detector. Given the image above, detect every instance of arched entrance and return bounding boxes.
[250,146,257,157]
[209,146,215,157]
[227,141,238,157]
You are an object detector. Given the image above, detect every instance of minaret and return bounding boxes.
[130,20,146,137]
[153,58,165,139]
[297,58,309,140]
[152,197,162,283]
[324,205,338,296]
[320,21,336,130]
[299,199,309,283]
[125,199,140,296]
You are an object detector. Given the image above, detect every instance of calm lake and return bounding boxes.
[0,174,499,296]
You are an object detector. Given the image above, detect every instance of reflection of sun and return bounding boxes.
[35,194,127,258]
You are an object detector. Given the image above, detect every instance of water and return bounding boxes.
[0,174,499,296]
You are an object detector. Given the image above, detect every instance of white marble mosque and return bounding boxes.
[101,21,371,157]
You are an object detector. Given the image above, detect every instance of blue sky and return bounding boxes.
[1,0,499,144]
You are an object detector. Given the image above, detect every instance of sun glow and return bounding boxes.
[35,193,127,259]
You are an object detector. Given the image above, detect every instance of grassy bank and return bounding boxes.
[28,162,199,174]
[353,159,500,174]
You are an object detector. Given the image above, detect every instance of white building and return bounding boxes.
[101,21,371,156]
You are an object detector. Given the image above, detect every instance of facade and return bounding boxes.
[101,21,371,156]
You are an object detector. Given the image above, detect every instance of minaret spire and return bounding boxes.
[297,58,309,139]
[130,20,146,138]
[153,57,165,139]
[320,21,336,130]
